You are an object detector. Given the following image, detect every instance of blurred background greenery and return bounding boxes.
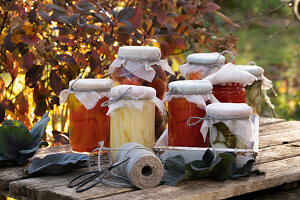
[218,0,300,120]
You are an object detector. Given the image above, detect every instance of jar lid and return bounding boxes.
[117,46,161,61]
[235,65,264,77]
[110,85,156,99]
[206,103,252,118]
[168,80,212,94]
[69,79,114,91]
[187,53,225,64]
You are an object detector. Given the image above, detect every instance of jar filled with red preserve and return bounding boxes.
[108,46,174,139]
[179,52,225,80]
[59,78,113,152]
[204,63,257,103]
[163,80,218,147]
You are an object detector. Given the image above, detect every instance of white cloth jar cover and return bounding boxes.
[200,103,255,149]
[108,46,174,83]
[235,64,276,110]
[59,78,114,110]
[179,52,225,79]
[163,80,219,109]
[103,85,166,115]
[203,63,257,86]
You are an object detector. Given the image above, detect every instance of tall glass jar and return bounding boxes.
[202,103,254,149]
[108,46,174,139]
[235,65,264,115]
[59,79,113,152]
[163,80,216,147]
[179,52,225,80]
[104,85,165,155]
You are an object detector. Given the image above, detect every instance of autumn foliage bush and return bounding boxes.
[0,0,238,144]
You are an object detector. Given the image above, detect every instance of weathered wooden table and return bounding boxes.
[1,117,300,200]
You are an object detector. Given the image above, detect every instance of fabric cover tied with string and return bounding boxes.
[108,46,174,82]
[235,63,276,115]
[102,85,166,152]
[163,80,219,147]
[192,103,255,149]
[59,78,114,110]
[179,52,226,80]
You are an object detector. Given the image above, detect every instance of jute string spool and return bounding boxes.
[114,142,164,189]
[89,142,164,189]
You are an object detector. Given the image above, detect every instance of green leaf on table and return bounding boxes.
[186,160,210,179]
[203,149,214,165]
[19,141,48,155]
[30,112,50,148]
[162,155,186,186]
[210,152,236,181]
[230,159,255,179]
[0,126,33,159]
[26,153,89,175]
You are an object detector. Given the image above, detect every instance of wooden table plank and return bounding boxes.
[100,156,300,200]
[259,129,300,148]
[259,117,285,125]
[259,121,300,136]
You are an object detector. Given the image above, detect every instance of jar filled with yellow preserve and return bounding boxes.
[179,52,225,80]
[102,85,165,155]
[59,78,113,152]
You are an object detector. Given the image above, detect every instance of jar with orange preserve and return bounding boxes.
[204,63,257,103]
[59,78,113,152]
[163,80,218,147]
[108,46,174,139]
[179,52,225,80]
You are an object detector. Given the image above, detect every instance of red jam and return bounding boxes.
[212,83,246,103]
[168,98,209,147]
[69,95,110,152]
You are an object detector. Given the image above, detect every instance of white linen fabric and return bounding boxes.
[179,52,225,79]
[105,85,166,115]
[200,103,255,149]
[59,79,113,110]
[108,46,174,82]
[163,80,218,109]
[203,63,257,86]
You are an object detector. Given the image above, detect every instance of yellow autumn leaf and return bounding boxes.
[11,34,21,44]
[22,22,37,35]
[0,32,7,44]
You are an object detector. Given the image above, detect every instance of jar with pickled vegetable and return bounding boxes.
[179,52,225,80]
[163,80,218,147]
[199,103,255,149]
[59,79,113,152]
[204,63,257,103]
[102,85,166,155]
[108,46,174,139]
[235,64,264,115]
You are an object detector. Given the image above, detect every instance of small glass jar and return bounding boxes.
[235,65,264,115]
[164,80,214,147]
[204,103,254,149]
[179,53,225,80]
[109,46,174,139]
[60,79,113,152]
[212,83,246,103]
[105,85,165,153]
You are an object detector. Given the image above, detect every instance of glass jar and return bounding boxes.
[235,65,264,115]
[59,79,113,152]
[163,80,215,147]
[203,103,254,149]
[212,83,246,103]
[179,53,225,80]
[203,63,257,104]
[105,85,165,154]
[109,46,174,139]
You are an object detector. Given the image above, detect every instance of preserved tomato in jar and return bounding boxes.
[109,46,174,139]
[212,83,246,103]
[59,79,113,152]
[163,80,215,147]
[180,53,225,80]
